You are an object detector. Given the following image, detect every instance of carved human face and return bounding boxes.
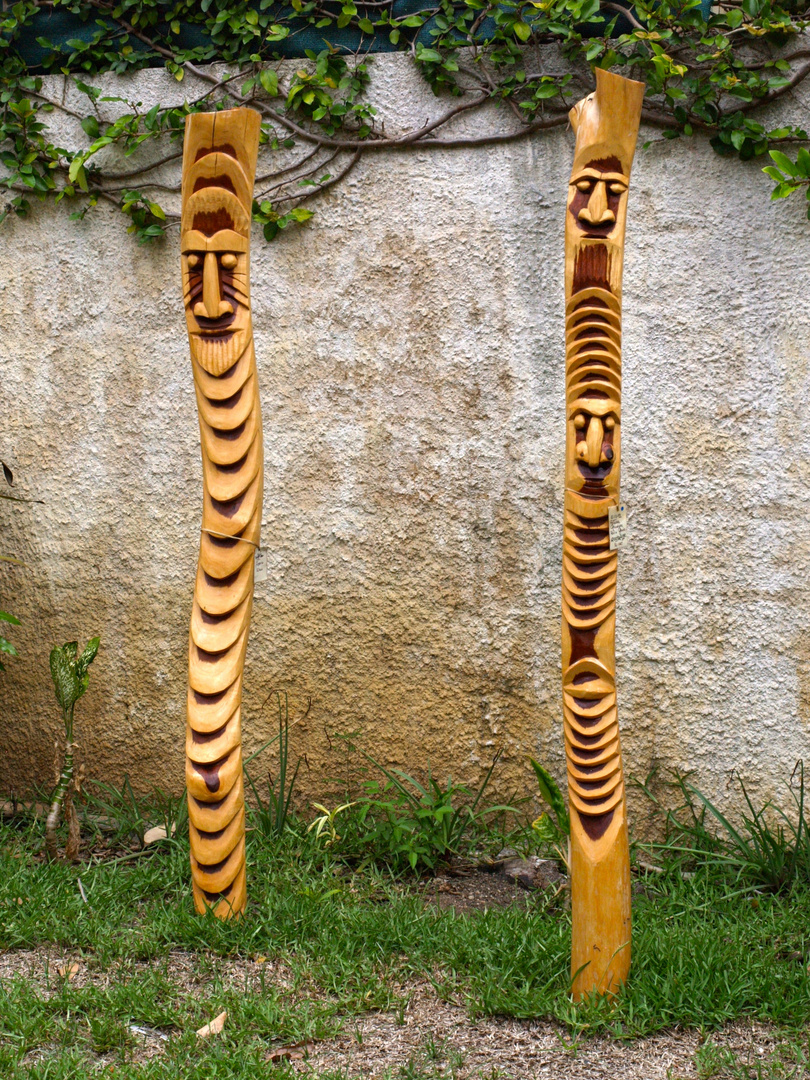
[568,157,629,239]
[181,229,250,377]
[567,394,620,492]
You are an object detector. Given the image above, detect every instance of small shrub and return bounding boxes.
[308,750,514,875]
[45,636,100,861]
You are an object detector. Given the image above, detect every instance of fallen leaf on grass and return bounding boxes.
[57,962,80,981]
[266,1041,314,1063]
[196,1011,227,1038]
[143,824,176,845]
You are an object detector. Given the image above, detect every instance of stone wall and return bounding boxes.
[1,57,809,828]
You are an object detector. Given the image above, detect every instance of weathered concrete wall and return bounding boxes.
[1,56,809,826]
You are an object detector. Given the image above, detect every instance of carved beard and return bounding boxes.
[571,237,619,295]
[191,322,250,377]
[183,264,251,377]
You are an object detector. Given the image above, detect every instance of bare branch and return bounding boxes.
[274,149,362,207]
[101,151,183,181]
[256,150,341,201]
[255,144,322,184]
[601,2,647,32]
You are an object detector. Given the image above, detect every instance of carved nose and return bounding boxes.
[194,252,234,320]
[585,415,604,466]
[579,182,615,226]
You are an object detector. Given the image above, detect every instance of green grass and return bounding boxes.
[1,805,809,1077]
[692,1037,810,1080]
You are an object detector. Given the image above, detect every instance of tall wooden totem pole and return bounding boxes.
[562,69,644,996]
[181,108,262,918]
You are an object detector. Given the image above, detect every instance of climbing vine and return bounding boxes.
[1,0,809,241]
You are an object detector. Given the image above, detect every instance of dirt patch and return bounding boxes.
[291,989,801,1079]
[0,946,296,1000]
[415,857,567,915]
[418,870,540,913]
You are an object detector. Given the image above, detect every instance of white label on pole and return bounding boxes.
[254,547,268,584]
[608,504,628,551]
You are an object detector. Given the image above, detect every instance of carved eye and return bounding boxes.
[187,254,200,268]
[573,413,586,429]
[609,183,626,195]
[575,180,592,193]
[221,253,238,270]
[605,416,616,430]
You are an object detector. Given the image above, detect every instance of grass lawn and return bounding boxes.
[0,809,809,1079]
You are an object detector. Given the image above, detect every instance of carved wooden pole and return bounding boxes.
[562,69,644,997]
[181,108,262,919]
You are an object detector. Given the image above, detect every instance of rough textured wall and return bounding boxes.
[1,57,809,826]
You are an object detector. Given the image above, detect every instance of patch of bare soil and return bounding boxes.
[419,870,537,913]
[292,987,803,1080]
[418,857,567,915]
[0,946,296,1000]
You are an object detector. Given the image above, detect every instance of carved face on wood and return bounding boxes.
[568,156,629,240]
[181,151,253,377]
[565,288,622,497]
[567,395,620,490]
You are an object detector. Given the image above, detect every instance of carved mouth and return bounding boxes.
[578,223,616,239]
[195,311,237,332]
[196,330,236,344]
[578,462,613,481]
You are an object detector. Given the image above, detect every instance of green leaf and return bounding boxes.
[762,165,785,182]
[771,182,800,200]
[81,116,99,139]
[50,642,80,714]
[531,813,558,843]
[535,83,559,100]
[530,759,570,834]
[68,156,84,183]
[49,636,99,715]
[260,69,279,97]
[0,611,20,626]
[796,148,810,178]
[148,202,165,220]
[769,150,798,176]
[77,636,100,678]
[513,21,531,41]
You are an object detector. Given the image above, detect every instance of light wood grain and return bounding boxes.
[562,69,644,998]
[181,107,262,920]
